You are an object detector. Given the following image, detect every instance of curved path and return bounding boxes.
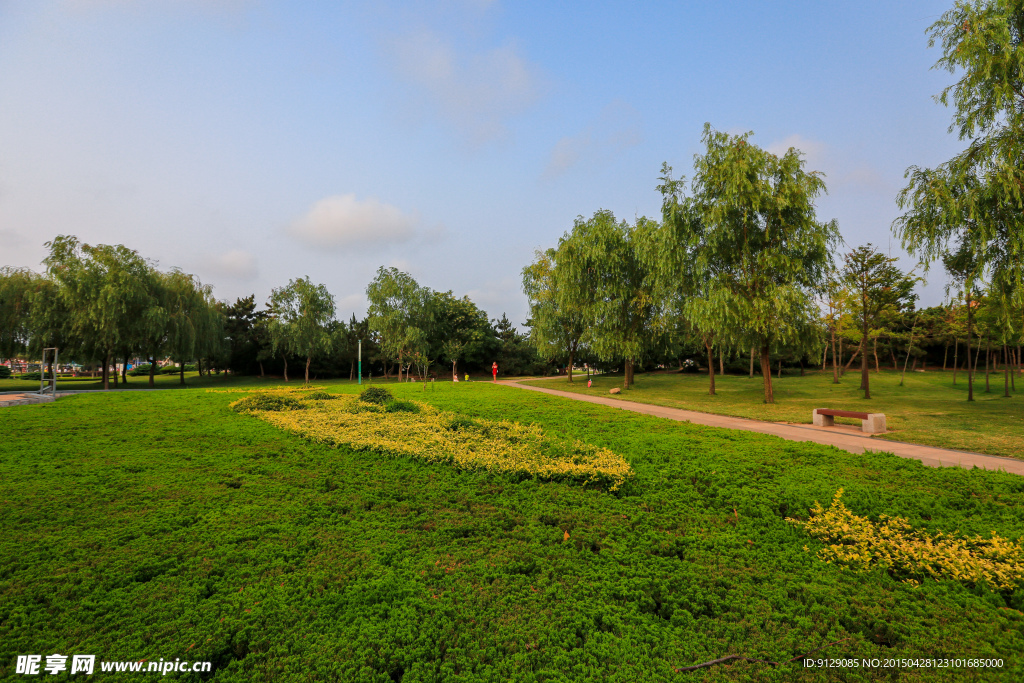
[499,379,1024,476]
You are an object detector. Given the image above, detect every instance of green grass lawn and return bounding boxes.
[523,369,1024,460]
[0,371,242,393]
[1,379,1022,681]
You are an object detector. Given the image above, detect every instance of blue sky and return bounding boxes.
[0,0,964,324]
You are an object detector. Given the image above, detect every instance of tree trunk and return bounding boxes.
[760,344,774,403]
[831,327,839,384]
[305,355,311,385]
[984,341,991,393]
[952,339,959,384]
[706,342,716,396]
[623,359,633,389]
[1004,345,1011,398]
[122,355,129,384]
[799,358,804,376]
[179,362,185,385]
[943,342,948,371]
[719,347,724,376]
[873,338,880,373]
[282,354,289,382]
[350,359,355,381]
[258,361,264,378]
[568,349,575,383]
[103,353,110,390]
[838,337,844,376]
[777,359,782,378]
[149,356,156,388]
[1012,347,1018,392]
[966,286,974,402]
[844,341,861,371]
[749,347,755,378]
[860,294,870,397]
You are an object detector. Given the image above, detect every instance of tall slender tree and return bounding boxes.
[662,125,839,403]
[522,248,589,382]
[267,277,335,385]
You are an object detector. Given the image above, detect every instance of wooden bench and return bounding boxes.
[812,409,886,434]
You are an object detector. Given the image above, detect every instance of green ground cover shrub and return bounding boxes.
[359,386,393,405]
[304,390,335,400]
[160,364,196,374]
[230,393,305,413]
[0,381,1021,681]
[384,399,419,413]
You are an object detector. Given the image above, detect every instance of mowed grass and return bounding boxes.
[0,380,1022,681]
[523,369,1024,460]
[0,371,241,393]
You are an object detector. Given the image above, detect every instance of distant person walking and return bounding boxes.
[492,362,498,383]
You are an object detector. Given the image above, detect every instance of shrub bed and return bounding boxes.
[235,390,633,490]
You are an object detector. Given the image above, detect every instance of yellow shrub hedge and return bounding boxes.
[788,489,1024,589]
[231,391,633,490]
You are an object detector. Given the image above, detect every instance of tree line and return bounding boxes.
[1,240,550,387]
[522,0,1024,403]
[0,236,221,389]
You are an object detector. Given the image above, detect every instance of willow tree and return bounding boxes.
[522,248,589,382]
[895,0,1024,353]
[0,267,40,366]
[268,277,335,385]
[43,236,158,390]
[164,270,220,385]
[655,167,730,395]
[664,125,839,403]
[366,267,430,382]
[557,210,657,389]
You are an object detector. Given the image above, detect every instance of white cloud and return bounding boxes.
[203,249,258,281]
[766,134,827,168]
[545,101,643,177]
[385,29,541,144]
[766,134,896,193]
[286,194,417,250]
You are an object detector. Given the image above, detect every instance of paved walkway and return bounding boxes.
[0,392,61,407]
[500,379,1024,476]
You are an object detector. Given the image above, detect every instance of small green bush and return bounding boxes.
[231,393,305,413]
[385,400,419,413]
[305,390,336,401]
[17,372,42,381]
[445,415,480,431]
[0,366,11,379]
[128,364,153,376]
[160,364,196,375]
[359,387,393,405]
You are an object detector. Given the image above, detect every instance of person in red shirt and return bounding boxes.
[492,362,498,382]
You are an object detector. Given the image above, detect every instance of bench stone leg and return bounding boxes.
[812,410,834,427]
[861,414,886,434]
